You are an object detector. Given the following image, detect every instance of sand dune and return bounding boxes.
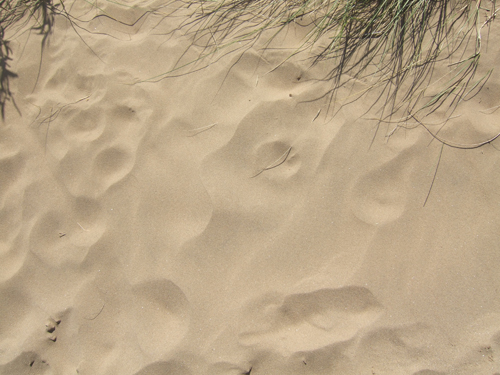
[1,1,500,374]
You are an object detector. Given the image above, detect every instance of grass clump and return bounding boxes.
[1,0,497,124]
[162,0,497,120]
[0,0,61,118]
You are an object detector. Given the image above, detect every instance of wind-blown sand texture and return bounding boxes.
[1,1,500,374]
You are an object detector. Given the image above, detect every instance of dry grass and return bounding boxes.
[0,0,62,118]
[1,0,497,122]
[157,0,497,120]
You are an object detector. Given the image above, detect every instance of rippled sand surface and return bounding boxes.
[1,2,500,374]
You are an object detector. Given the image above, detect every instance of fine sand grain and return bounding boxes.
[1,1,500,374]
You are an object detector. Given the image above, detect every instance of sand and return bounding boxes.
[1,1,500,374]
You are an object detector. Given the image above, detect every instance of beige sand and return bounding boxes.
[1,1,500,374]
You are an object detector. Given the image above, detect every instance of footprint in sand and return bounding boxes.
[251,140,300,181]
[65,106,105,143]
[57,142,135,197]
[132,280,191,359]
[27,192,103,267]
[350,151,413,226]
[72,279,190,372]
[238,286,383,355]
[71,196,104,247]
[200,99,317,223]
[29,209,93,267]
[91,145,134,193]
[45,77,149,198]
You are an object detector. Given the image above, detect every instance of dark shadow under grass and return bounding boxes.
[0,0,62,119]
[0,29,17,119]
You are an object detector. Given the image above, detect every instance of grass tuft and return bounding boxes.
[1,0,497,125]
[162,0,497,121]
[0,0,62,119]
